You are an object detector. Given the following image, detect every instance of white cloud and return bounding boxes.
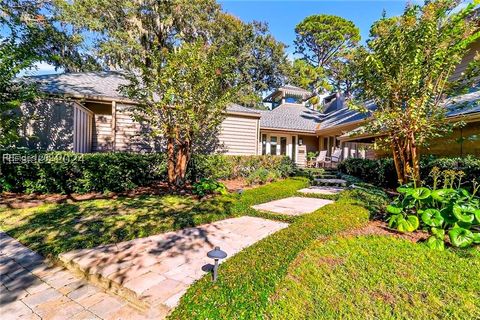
[18,61,63,77]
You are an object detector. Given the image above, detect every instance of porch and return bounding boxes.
[258,130,375,167]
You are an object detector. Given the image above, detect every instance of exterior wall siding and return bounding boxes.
[17,99,75,151]
[73,104,93,153]
[451,39,480,81]
[425,122,480,157]
[218,115,259,155]
[92,114,113,152]
[114,103,161,152]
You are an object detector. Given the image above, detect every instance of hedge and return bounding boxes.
[189,154,296,181]
[0,150,295,194]
[338,155,480,189]
[169,186,385,319]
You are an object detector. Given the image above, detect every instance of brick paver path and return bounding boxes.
[59,216,288,315]
[0,232,153,320]
[252,196,333,216]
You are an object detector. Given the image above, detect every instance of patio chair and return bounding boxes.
[314,150,328,168]
[324,148,342,168]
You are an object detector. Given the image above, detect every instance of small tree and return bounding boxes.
[353,0,479,185]
[122,42,237,187]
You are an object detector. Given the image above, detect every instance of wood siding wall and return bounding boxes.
[92,115,113,152]
[218,115,259,155]
[425,122,480,157]
[115,103,160,152]
[73,103,93,153]
[18,100,75,151]
[451,38,480,81]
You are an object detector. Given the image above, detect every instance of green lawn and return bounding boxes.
[169,188,379,319]
[269,236,480,319]
[0,177,309,257]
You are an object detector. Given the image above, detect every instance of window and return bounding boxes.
[270,136,277,155]
[285,96,302,104]
[280,137,287,155]
[261,134,267,155]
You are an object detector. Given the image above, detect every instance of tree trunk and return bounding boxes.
[167,136,176,187]
[409,132,421,187]
[391,138,406,185]
[174,138,191,187]
[390,134,421,186]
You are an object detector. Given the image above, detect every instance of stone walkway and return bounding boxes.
[251,196,333,216]
[298,186,344,195]
[0,232,150,320]
[59,216,288,314]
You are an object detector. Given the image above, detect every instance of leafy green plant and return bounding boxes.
[246,168,270,185]
[192,178,228,197]
[387,167,480,249]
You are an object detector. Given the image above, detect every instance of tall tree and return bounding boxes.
[0,0,98,147]
[293,14,360,95]
[1,0,98,72]
[58,0,289,107]
[212,15,290,107]
[59,0,286,186]
[352,0,479,185]
[0,38,37,147]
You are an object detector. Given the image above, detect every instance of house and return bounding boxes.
[16,38,480,166]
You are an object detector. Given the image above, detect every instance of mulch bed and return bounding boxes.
[0,179,256,209]
[219,178,254,192]
[342,220,430,243]
[0,181,194,209]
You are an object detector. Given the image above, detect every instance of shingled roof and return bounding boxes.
[27,71,129,100]
[259,103,322,133]
[26,72,479,134]
[26,71,260,116]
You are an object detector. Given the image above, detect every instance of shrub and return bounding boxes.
[245,168,275,185]
[387,168,480,249]
[420,155,480,188]
[189,154,295,181]
[192,178,227,197]
[0,150,296,194]
[338,155,480,190]
[0,150,166,194]
[337,158,396,188]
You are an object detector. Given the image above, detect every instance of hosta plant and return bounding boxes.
[387,168,480,250]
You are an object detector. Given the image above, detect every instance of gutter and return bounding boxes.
[260,126,317,135]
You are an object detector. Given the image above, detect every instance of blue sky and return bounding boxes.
[30,1,415,75]
[220,0,413,57]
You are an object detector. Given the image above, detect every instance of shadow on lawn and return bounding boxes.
[1,195,234,258]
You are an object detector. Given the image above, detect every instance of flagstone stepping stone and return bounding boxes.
[298,186,344,195]
[252,196,334,216]
[59,216,288,315]
[314,178,348,187]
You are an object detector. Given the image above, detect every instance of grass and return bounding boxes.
[269,236,480,319]
[0,177,309,257]
[168,190,376,319]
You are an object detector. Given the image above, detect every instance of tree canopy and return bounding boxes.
[0,0,98,147]
[293,14,360,96]
[352,0,480,184]
[56,0,289,185]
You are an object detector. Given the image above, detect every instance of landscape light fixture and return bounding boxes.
[207,246,227,282]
